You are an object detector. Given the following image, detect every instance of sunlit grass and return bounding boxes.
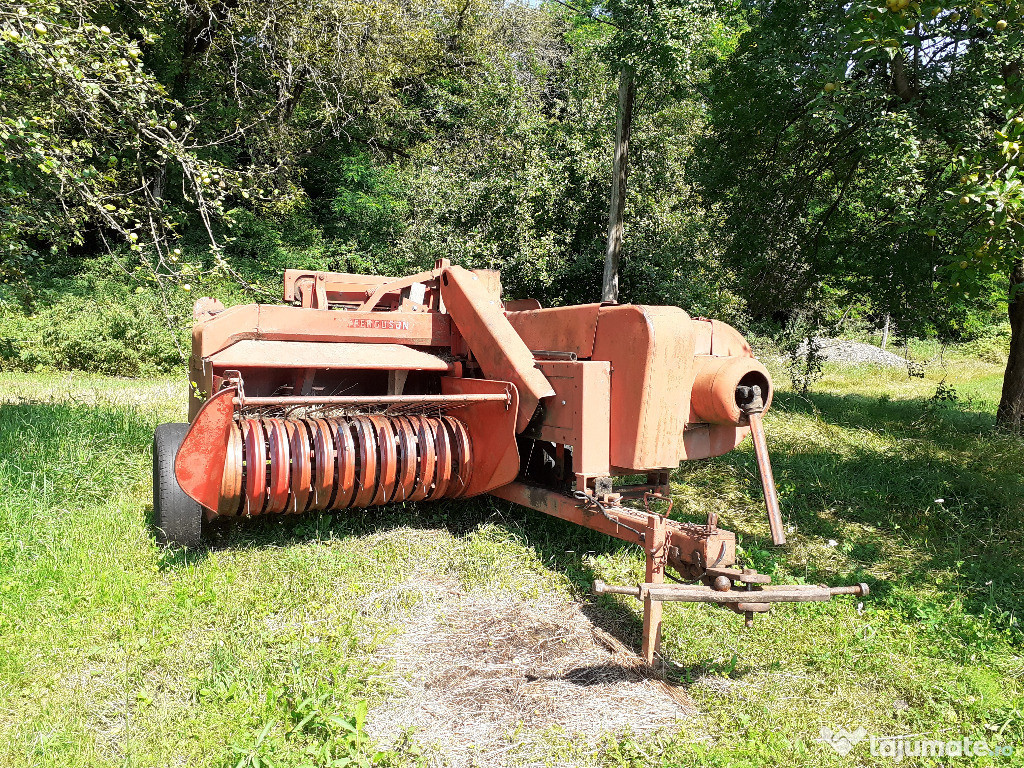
[0,355,1021,767]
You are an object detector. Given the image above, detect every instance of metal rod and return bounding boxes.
[747,409,786,546]
[237,393,508,407]
[530,349,578,361]
[593,580,869,604]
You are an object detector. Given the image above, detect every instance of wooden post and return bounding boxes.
[602,66,636,304]
[641,512,667,665]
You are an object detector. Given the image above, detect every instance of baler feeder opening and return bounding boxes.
[218,413,474,519]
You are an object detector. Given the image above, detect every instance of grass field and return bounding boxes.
[1,349,1022,767]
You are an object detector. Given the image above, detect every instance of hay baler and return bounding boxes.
[154,260,867,660]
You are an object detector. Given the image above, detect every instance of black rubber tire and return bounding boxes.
[153,423,203,548]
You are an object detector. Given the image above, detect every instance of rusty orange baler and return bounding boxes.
[154,259,867,660]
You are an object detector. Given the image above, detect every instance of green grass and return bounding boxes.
[0,355,1022,767]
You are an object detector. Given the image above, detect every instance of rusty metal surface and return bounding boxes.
[287,420,312,514]
[264,419,290,514]
[242,418,266,515]
[443,415,474,496]
[690,356,773,425]
[591,305,696,471]
[356,265,446,313]
[593,581,869,604]
[505,303,603,359]
[209,341,452,371]
[642,513,667,664]
[218,422,243,516]
[439,265,554,432]
[175,386,235,512]
[489,482,736,569]
[439,377,520,498]
[392,416,419,502]
[191,306,453,368]
[237,393,509,408]
[747,410,785,546]
[528,360,611,487]
[704,566,772,584]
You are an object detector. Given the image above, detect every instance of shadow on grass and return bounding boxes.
[165,384,1024,658]
[6,392,1018,664]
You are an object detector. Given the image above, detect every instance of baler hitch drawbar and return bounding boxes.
[153,259,870,663]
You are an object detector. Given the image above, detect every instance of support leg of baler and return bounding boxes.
[642,513,668,665]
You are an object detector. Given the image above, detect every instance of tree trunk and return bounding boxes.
[997,58,1023,430]
[997,258,1024,431]
[602,66,635,304]
[880,313,890,350]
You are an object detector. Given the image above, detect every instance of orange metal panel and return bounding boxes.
[505,304,602,358]
[592,305,695,471]
[440,377,520,496]
[690,318,754,357]
[440,266,554,432]
[192,306,453,371]
[256,306,452,348]
[530,360,611,478]
[208,340,450,371]
[175,386,235,512]
[503,298,542,312]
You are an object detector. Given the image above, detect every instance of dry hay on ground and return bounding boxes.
[365,581,693,767]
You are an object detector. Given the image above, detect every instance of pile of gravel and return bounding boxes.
[793,337,906,368]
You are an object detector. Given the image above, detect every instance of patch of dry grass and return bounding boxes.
[366,577,691,767]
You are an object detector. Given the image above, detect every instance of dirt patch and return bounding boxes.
[366,581,692,767]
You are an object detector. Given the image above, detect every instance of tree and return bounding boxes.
[0,0,245,287]
[557,0,740,302]
[698,0,1022,426]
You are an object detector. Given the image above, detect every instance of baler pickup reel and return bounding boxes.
[155,259,869,663]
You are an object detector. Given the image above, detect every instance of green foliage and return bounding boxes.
[0,0,1016,392]
[697,0,1016,340]
[0,255,244,375]
[0,0,250,284]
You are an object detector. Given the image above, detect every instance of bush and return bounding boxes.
[974,330,1010,366]
[0,256,217,376]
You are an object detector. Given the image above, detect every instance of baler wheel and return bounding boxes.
[153,423,203,548]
